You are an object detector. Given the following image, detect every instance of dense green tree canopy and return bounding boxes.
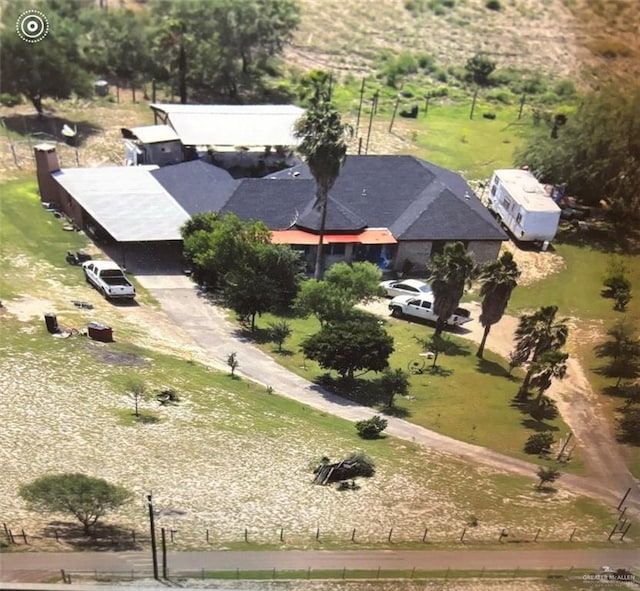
[20,473,131,536]
[0,0,94,113]
[301,310,394,379]
[516,83,640,232]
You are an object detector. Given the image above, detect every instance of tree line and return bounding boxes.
[1,0,301,113]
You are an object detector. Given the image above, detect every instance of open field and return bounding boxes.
[0,180,624,551]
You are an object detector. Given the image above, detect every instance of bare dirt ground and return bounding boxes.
[289,0,639,82]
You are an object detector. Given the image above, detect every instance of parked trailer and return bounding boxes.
[487,169,561,243]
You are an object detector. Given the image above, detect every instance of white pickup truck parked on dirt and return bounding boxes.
[82,260,136,300]
[389,294,471,327]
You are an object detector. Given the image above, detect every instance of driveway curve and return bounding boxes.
[137,275,639,516]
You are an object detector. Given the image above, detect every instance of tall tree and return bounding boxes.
[20,473,131,536]
[465,52,495,120]
[0,0,93,113]
[294,73,353,279]
[511,306,569,399]
[323,261,385,303]
[476,251,520,358]
[426,242,476,337]
[150,0,300,102]
[515,83,640,234]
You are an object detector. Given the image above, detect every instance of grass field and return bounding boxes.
[246,310,585,475]
[0,178,622,550]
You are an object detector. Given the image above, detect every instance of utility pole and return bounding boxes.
[365,91,378,155]
[355,77,366,136]
[147,494,159,580]
[161,527,168,579]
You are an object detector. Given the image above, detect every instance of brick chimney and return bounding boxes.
[34,143,61,205]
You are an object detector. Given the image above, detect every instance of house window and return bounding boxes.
[323,243,346,255]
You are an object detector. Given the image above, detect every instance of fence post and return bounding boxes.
[621,523,631,541]
[342,567,346,579]
[388,527,393,542]
[131,529,136,544]
[315,527,320,541]
[21,529,28,545]
[206,528,209,543]
[460,528,466,543]
[534,528,541,542]
[422,527,428,543]
[351,528,356,542]
[55,529,60,543]
[569,527,577,542]
[617,487,631,511]
[280,528,284,542]
[244,528,248,543]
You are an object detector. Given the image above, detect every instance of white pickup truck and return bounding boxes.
[389,294,471,327]
[82,260,136,300]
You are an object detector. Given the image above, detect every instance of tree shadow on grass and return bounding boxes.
[2,114,102,147]
[555,223,640,255]
[44,521,143,550]
[476,358,519,381]
[316,374,412,417]
[426,365,453,377]
[512,398,559,432]
[232,326,272,344]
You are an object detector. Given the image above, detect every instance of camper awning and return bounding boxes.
[270,228,397,245]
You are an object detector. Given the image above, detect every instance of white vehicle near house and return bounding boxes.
[388,294,472,326]
[379,278,432,298]
[487,168,561,244]
[82,260,136,300]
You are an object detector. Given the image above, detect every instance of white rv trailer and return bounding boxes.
[487,169,561,243]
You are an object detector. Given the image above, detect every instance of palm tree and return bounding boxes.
[294,74,352,279]
[512,305,569,399]
[427,242,476,337]
[529,349,569,406]
[476,251,520,359]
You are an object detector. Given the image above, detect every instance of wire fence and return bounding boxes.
[58,566,639,586]
[2,519,633,552]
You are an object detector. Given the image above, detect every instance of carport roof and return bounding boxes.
[52,166,190,242]
[150,103,305,147]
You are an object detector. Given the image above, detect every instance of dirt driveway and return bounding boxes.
[136,274,638,514]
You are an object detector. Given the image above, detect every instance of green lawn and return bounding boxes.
[248,311,585,475]
[0,177,89,300]
[331,78,534,179]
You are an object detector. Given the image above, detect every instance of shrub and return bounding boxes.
[485,0,502,10]
[486,89,513,104]
[603,259,632,311]
[524,432,554,455]
[417,52,436,71]
[355,415,388,439]
[618,408,640,444]
[553,79,576,97]
[0,93,22,107]
[267,319,292,352]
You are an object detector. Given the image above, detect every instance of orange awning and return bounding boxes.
[270,228,397,245]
